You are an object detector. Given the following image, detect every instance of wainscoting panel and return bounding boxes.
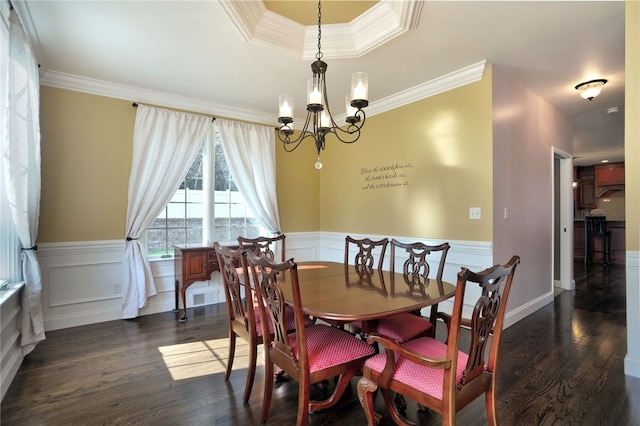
[285,232,320,261]
[36,233,510,332]
[625,251,640,378]
[38,241,126,331]
[48,260,122,306]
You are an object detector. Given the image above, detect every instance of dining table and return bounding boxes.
[276,261,457,331]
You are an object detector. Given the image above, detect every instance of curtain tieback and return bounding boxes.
[126,237,138,241]
[21,245,38,251]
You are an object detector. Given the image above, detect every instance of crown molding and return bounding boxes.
[218,0,424,60]
[40,60,486,128]
[40,70,274,126]
[366,61,487,117]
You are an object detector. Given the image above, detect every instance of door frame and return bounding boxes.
[553,148,575,291]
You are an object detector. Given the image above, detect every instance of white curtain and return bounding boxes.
[3,10,44,355]
[122,104,210,319]
[216,119,281,235]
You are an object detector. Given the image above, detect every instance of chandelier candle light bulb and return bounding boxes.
[308,79,322,106]
[320,110,331,129]
[279,94,293,119]
[351,72,368,102]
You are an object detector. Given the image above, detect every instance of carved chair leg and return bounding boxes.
[357,377,381,426]
[262,360,275,423]
[243,340,258,403]
[297,378,311,426]
[225,333,236,380]
[485,387,498,426]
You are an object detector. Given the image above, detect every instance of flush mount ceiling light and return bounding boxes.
[575,79,608,101]
[277,0,368,170]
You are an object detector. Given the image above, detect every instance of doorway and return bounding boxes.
[553,149,575,291]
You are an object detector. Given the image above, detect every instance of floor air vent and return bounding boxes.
[193,293,206,306]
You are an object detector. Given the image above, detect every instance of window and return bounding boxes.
[0,5,21,282]
[146,128,263,258]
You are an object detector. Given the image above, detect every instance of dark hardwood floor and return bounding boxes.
[2,261,639,425]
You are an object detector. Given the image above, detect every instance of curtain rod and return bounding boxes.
[132,102,215,122]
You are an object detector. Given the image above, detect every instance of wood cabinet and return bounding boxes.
[576,166,596,209]
[579,180,596,209]
[173,244,251,322]
[173,245,224,322]
[595,163,625,185]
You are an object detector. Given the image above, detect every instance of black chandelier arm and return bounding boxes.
[326,109,366,144]
[324,125,363,145]
[277,111,318,152]
[277,107,366,151]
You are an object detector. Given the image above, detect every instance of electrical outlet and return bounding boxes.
[469,207,481,220]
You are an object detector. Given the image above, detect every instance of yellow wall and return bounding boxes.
[39,87,134,242]
[626,0,640,251]
[275,131,321,231]
[38,86,321,243]
[317,73,493,241]
[38,73,492,244]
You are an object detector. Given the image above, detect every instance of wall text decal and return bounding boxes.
[361,162,412,190]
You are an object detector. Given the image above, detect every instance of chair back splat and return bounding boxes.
[357,255,520,426]
[345,235,389,275]
[238,233,286,262]
[247,252,375,426]
[363,239,451,343]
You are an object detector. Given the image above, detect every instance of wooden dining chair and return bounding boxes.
[214,242,310,404]
[247,252,376,426]
[357,255,520,426]
[370,239,451,343]
[345,235,389,275]
[343,236,388,332]
[238,233,286,261]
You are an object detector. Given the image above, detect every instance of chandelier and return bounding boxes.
[277,0,369,170]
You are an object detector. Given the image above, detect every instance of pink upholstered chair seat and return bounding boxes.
[288,324,376,373]
[364,336,470,401]
[372,313,433,342]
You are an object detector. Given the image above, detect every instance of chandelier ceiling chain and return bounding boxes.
[316,1,322,61]
[276,0,369,170]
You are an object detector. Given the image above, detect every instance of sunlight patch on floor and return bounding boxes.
[157,338,264,381]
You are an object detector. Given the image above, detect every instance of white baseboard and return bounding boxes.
[504,291,554,329]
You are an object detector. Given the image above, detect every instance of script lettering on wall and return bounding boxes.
[361,162,412,190]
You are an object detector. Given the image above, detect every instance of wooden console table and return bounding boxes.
[173,244,233,322]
